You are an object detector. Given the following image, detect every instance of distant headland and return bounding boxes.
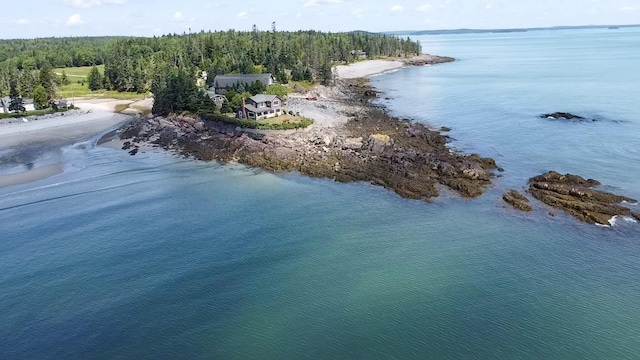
[383,24,640,36]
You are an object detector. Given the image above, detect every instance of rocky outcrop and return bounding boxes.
[115,81,498,201]
[541,112,585,120]
[503,190,533,212]
[527,171,637,225]
[401,54,455,66]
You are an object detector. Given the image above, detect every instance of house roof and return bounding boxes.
[213,73,275,89]
[249,94,280,104]
[244,104,260,114]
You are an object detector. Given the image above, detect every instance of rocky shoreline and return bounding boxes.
[109,62,637,227]
[114,78,498,201]
[504,172,639,226]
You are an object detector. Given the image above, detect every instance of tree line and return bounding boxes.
[1,26,421,114]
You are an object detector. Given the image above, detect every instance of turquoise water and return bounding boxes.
[2,28,640,359]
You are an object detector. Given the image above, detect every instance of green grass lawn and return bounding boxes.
[54,64,104,79]
[257,114,310,125]
[53,65,146,100]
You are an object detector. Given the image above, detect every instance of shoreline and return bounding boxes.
[116,71,499,201]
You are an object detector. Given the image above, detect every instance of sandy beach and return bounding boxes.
[0,98,148,187]
[334,59,405,79]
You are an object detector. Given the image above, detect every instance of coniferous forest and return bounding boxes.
[0,27,420,101]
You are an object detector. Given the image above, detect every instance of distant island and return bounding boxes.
[383,24,640,36]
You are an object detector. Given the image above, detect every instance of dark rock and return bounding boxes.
[541,112,585,120]
[122,141,132,150]
[528,171,637,225]
[503,189,533,212]
[128,148,139,156]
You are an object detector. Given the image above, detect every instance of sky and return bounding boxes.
[1,0,639,39]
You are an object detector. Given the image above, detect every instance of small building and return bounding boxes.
[351,50,367,59]
[239,94,283,120]
[206,91,227,109]
[213,73,276,94]
[23,99,35,112]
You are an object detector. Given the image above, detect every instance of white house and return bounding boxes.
[239,94,283,120]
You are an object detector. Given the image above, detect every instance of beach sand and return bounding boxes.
[334,59,405,79]
[0,103,136,188]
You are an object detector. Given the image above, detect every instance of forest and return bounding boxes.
[1,26,421,113]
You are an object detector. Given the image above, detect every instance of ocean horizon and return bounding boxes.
[2,27,640,359]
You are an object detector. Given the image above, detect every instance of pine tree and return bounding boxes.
[33,85,49,109]
[60,70,70,86]
[8,80,25,113]
[87,65,103,91]
[39,62,56,102]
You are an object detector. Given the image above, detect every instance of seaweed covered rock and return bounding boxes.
[503,190,533,212]
[528,171,637,225]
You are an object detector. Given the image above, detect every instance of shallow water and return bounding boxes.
[1,28,640,359]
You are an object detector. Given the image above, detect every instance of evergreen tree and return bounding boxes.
[60,70,70,85]
[8,80,25,113]
[151,66,216,116]
[320,61,333,85]
[33,85,49,109]
[87,65,103,91]
[38,62,56,102]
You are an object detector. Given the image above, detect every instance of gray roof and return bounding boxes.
[244,104,260,114]
[213,73,275,89]
[249,94,280,103]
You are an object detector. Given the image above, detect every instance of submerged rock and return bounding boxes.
[503,190,533,212]
[527,171,637,225]
[541,112,585,120]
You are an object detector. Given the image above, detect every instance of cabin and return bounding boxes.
[206,91,227,109]
[238,94,282,120]
[351,50,367,59]
[213,73,276,94]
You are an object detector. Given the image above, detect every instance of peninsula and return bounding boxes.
[110,55,499,201]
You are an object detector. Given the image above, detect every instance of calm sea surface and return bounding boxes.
[1,28,640,359]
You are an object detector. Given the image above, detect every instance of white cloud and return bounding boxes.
[174,11,184,20]
[417,3,432,12]
[237,12,248,19]
[16,18,30,25]
[351,8,364,18]
[620,5,640,11]
[304,0,343,7]
[66,14,84,26]
[65,0,125,8]
[390,5,404,12]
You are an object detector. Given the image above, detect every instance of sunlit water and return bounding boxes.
[1,28,640,359]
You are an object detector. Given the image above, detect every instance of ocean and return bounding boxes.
[1,28,640,359]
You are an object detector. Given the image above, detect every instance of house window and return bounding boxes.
[273,101,279,105]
